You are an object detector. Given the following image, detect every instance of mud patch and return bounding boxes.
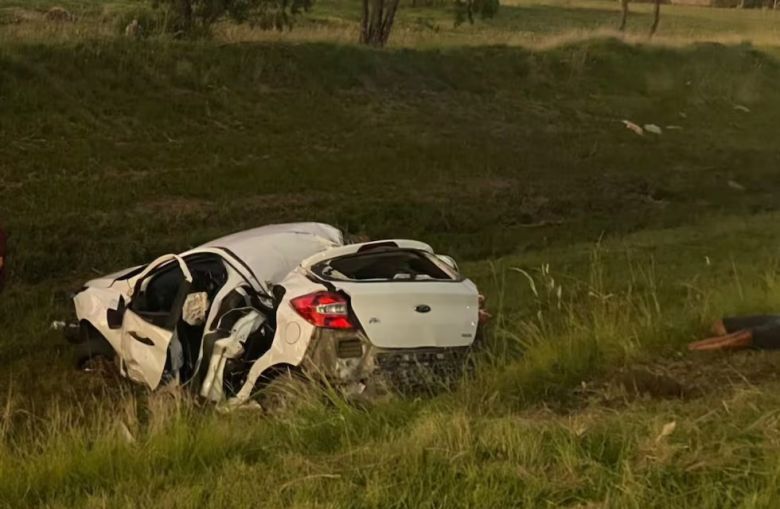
[137,196,213,218]
[44,7,75,23]
[582,353,780,405]
[0,8,42,25]
[233,192,335,213]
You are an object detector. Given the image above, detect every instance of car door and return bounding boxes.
[120,255,192,389]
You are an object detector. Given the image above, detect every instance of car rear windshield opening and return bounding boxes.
[312,249,454,282]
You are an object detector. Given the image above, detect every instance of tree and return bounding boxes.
[360,0,401,47]
[616,0,661,38]
[618,0,629,31]
[358,0,500,47]
[454,0,499,26]
[152,0,312,36]
[649,0,661,37]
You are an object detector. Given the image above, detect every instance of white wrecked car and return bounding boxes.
[69,223,483,404]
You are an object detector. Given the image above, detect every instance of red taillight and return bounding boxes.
[290,291,355,330]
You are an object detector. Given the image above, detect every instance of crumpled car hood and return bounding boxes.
[84,265,145,289]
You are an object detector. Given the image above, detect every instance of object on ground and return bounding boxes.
[44,7,74,22]
[688,315,780,351]
[622,120,644,136]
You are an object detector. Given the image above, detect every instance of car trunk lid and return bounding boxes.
[304,245,479,349]
[336,281,479,348]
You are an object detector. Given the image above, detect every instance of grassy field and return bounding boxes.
[3,0,780,47]
[3,0,780,506]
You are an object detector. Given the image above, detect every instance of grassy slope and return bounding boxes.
[5,214,780,507]
[2,40,778,276]
[2,1,780,507]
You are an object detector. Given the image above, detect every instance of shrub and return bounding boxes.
[114,6,172,37]
[454,0,499,27]
[150,0,314,37]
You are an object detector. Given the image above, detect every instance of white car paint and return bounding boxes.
[83,265,144,290]
[119,254,192,388]
[193,222,343,294]
[333,281,479,349]
[300,239,435,268]
[74,225,339,389]
[230,269,324,403]
[200,308,266,402]
[295,239,479,348]
[73,286,126,354]
[72,222,480,405]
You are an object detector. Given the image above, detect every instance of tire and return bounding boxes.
[473,323,487,350]
[252,365,307,412]
[75,323,116,371]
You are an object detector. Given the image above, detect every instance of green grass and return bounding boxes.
[6,214,780,507]
[3,0,780,506]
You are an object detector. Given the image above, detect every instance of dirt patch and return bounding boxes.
[102,168,153,181]
[137,196,213,219]
[408,177,565,229]
[233,192,334,212]
[134,192,338,227]
[0,8,42,25]
[582,353,780,405]
[44,7,75,23]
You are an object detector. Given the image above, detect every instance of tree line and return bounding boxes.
[148,0,497,46]
[144,0,708,46]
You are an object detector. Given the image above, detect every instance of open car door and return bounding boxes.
[120,255,193,389]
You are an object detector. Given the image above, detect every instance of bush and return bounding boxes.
[405,0,451,7]
[114,6,173,38]
[150,0,314,37]
[454,0,499,27]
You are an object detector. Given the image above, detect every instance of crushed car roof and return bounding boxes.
[300,239,434,269]
[85,223,345,291]
[195,222,344,287]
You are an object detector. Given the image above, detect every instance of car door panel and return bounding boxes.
[121,310,179,387]
[120,255,192,389]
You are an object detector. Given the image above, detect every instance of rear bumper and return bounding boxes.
[300,329,472,395]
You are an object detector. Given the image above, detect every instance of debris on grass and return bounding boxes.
[50,321,67,330]
[117,421,136,444]
[734,105,751,113]
[580,354,780,408]
[655,421,677,443]
[51,320,80,342]
[644,124,663,135]
[728,180,746,191]
[237,401,263,412]
[125,19,141,39]
[622,120,644,136]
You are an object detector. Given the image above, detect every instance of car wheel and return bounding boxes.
[75,323,116,372]
[252,365,307,412]
[473,323,488,349]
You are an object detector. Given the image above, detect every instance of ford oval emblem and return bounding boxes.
[415,304,432,313]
